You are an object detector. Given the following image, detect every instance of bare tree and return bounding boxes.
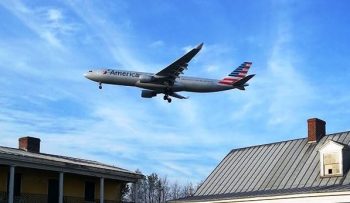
[160,176,170,202]
[147,173,159,203]
[170,181,181,200]
[129,169,147,203]
[127,170,200,203]
[180,182,195,197]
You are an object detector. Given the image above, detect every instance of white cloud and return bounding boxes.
[47,8,62,21]
[149,40,165,48]
[205,65,219,73]
[264,19,313,126]
[65,0,149,70]
[0,1,77,49]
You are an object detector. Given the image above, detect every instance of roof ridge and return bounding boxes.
[229,137,306,153]
[229,130,350,153]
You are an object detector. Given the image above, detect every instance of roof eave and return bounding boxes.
[0,153,143,182]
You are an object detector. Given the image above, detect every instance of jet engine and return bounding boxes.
[139,75,155,83]
[141,90,157,98]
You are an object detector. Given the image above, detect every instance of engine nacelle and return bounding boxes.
[139,75,154,83]
[141,90,157,98]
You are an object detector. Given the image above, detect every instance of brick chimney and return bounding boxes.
[307,118,326,143]
[19,137,41,153]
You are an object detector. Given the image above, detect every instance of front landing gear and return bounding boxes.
[99,82,102,89]
[163,95,172,103]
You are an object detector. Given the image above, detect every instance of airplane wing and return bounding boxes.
[155,43,203,85]
[170,92,189,99]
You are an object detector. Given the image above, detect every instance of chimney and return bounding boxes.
[19,137,41,153]
[307,118,326,143]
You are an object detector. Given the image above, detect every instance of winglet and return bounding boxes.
[196,43,204,50]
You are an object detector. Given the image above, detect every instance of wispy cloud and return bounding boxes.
[64,0,148,70]
[264,6,314,126]
[0,0,77,49]
[149,40,165,48]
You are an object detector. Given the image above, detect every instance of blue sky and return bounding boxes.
[0,0,350,184]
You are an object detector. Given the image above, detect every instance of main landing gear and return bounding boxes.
[99,82,102,89]
[163,95,172,103]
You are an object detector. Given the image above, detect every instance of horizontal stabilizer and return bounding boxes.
[236,86,245,90]
[233,74,255,87]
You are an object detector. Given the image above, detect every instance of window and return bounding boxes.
[323,152,341,175]
[319,141,345,177]
[85,181,95,201]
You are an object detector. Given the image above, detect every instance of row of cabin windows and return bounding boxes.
[7,173,96,202]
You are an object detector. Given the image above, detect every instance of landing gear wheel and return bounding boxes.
[99,82,102,89]
[163,95,168,100]
[167,98,172,103]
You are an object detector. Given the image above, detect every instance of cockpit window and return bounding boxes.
[88,70,92,72]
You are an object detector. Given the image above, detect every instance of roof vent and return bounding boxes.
[19,136,41,153]
[307,118,326,143]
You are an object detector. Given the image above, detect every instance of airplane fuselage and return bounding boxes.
[85,69,234,93]
[84,43,254,102]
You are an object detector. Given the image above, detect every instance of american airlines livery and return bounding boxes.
[84,43,255,103]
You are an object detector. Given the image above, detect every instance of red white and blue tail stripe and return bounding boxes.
[218,62,252,85]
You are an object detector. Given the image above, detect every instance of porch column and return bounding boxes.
[100,177,104,203]
[8,166,15,203]
[59,172,64,203]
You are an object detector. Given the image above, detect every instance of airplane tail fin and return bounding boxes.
[218,62,252,85]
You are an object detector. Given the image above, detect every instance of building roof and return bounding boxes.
[183,131,350,202]
[0,146,143,182]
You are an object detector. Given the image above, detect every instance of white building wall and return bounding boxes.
[176,192,350,203]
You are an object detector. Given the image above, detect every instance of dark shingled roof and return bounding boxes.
[183,131,350,202]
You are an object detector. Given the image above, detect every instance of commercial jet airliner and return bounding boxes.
[84,43,255,103]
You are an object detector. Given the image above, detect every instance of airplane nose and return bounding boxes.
[84,72,92,79]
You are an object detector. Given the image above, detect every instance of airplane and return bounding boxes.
[84,43,255,103]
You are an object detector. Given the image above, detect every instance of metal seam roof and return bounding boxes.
[192,131,350,200]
